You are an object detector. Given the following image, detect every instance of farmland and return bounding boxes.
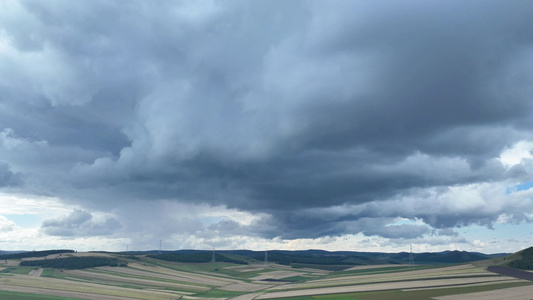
[0,249,532,299]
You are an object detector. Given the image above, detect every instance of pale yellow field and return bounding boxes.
[0,259,19,266]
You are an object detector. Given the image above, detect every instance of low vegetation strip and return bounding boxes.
[487,265,533,281]
[20,257,124,269]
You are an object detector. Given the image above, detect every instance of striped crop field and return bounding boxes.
[1,251,532,299]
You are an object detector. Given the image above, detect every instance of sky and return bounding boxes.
[1,0,533,254]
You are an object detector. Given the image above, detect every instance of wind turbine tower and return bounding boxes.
[264,249,269,269]
[409,244,414,268]
[212,247,216,263]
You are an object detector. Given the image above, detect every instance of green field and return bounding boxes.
[0,291,82,300]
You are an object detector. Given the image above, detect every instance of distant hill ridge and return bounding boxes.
[1,249,510,266]
[142,249,509,266]
[0,250,25,256]
[0,249,74,259]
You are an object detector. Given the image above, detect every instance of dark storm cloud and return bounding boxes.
[1,0,533,242]
[0,162,23,187]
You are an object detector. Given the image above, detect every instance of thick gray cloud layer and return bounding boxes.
[41,209,121,237]
[1,0,533,244]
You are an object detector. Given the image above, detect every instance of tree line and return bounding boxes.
[148,252,247,264]
[20,257,124,269]
[0,250,74,260]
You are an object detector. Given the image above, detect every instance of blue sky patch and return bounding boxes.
[507,181,533,194]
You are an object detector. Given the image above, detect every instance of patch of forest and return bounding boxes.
[0,250,74,260]
[263,251,356,266]
[508,247,533,270]
[148,252,247,264]
[20,256,124,269]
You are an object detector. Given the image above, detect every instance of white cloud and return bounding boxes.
[499,140,533,168]
[0,193,70,216]
[0,215,15,232]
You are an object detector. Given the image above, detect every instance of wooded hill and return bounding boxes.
[144,249,507,266]
[147,252,247,264]
[0,249,74,259]
[1,248,515,271]
[20,256,124,269]
[507,246,533,270]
